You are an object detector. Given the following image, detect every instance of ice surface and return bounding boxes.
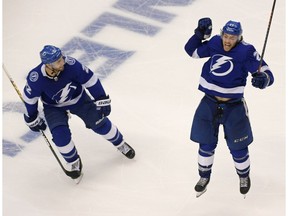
[2,0,286,215]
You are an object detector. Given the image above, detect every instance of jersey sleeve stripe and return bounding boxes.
[82,73,98,88]
[23,92,39,105]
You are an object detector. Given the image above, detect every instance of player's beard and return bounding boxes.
[53,65,64,73]
[46,65,64,78]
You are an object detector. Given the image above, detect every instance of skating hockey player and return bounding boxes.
[184,18,274,197]
[22,45,135,183]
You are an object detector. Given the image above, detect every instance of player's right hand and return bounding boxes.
[24,113,47,132]
[194,17,212,40]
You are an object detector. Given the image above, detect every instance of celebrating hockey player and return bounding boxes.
[184,18,274,197]
[23,45,135,182]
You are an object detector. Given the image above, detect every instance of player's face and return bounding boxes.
[50,56,65,72]
[222,33,238,51]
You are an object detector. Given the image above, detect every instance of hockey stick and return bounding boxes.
[2,64,71,176]
[258,0,276,71]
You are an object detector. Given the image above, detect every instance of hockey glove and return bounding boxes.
[24,113,47,132]
[95,95,111,118]
[251,72,270,89]
[194,17,212,40]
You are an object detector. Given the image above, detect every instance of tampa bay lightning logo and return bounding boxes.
[65,56,76,65]
[29,71,39,82]
[210,54,234,76]
[52,82,77,104]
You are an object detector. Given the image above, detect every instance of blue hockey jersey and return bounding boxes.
[184,35,274,98]
[23,56,106,118]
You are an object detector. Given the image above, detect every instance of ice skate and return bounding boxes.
[66,157,83,184]
[240,176,251,198]
[117,142,135,159]
[73,173,84,184]
[195,177,210,198]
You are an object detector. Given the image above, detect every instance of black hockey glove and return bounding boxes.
[24,113,47,132]
[194,17,212,40]
[251,72,270,89]
[95,95,111,118]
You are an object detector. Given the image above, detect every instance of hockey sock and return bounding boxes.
[198,143,217,178]
[92,118,123,146]
[52,125,79,163]
[230,147,250,177]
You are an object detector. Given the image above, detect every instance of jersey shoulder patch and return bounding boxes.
[65,56,76,65]
[241,40,252,46]
[29,71,39,82]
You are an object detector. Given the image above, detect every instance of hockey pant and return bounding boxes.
[44,94,124,163]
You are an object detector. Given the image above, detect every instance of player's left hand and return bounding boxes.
[95,95,111,118]
[251,72,270,89]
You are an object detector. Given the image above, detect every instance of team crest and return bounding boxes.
[29,71,39,82]
[65,56,76,65]
[210,54,234,77]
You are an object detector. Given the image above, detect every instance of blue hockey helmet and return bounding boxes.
[40,45,62,64]
[222,20,242,36]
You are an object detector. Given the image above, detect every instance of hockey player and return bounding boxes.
[23,45,135,182]
[184,18,274,197]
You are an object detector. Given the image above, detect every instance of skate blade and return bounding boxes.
[74,173,84,184]
[196,188,207,198]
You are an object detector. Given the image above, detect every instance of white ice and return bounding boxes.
[2,0,286,215]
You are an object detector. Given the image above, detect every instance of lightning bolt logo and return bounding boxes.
[58,84,72,103]
[210,55,233,76]
[52,82,77,103]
